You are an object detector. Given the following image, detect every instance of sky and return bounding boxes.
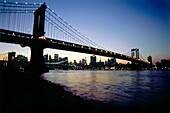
[0,0,169,64]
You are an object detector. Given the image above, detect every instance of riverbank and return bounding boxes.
[1,67,169,113]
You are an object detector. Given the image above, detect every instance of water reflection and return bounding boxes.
[41,70,170,107]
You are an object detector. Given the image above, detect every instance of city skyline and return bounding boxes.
[0,0,169,64]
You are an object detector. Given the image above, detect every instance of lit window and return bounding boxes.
[73,44,75,46]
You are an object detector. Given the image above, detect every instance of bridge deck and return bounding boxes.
[0,29,150,65]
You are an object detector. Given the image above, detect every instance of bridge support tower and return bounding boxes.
[29,3,48,74]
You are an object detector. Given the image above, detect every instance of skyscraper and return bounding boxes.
[90,55,96,65]
[43,54,48,62]
[54,54,59,62]
[148,56,152,64]
[8,52,16,68]
[8,52,16,62]
[49,55,52,63]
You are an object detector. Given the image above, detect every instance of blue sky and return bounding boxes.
[0,0,169,64]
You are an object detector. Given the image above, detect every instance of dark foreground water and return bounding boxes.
[41,70,170,108]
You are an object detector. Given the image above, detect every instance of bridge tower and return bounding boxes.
[30,3,48,73]
[131,48,139,59]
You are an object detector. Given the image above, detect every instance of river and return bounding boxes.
[41,70,170,108]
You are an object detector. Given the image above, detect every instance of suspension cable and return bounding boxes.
[46,8,106,49]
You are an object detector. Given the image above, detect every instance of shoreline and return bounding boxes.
[1,67,169,113]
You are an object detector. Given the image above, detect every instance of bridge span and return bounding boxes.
[0,28,150,65]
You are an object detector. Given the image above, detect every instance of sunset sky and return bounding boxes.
[0,0,169,64]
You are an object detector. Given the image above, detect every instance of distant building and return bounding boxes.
[43,54,48,62]
[161,59,169,69]
[78,60,82,66]
[105,61,108,66]
[62,57,68,64]
[54,54,59,62]
[64,57,68,61]
[73,60,77,65]
[110,58,116,65]
[82,58,87,66]
[97,59,104,66]
[15,55,28,62]
[49,55,52,63]
[90,55,96,65]
[14,54,29,70]
[8,52,16,67]
[148,56,152,64]
[8,52,16,62]
[59,57,62,61]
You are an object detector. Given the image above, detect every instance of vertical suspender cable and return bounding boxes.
[53,25,55,39]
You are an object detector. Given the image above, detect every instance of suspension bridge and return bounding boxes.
[0,1,152,73]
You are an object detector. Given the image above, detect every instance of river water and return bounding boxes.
[41,70,170,108]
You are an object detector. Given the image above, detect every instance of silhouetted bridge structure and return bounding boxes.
[0,2,152,73]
